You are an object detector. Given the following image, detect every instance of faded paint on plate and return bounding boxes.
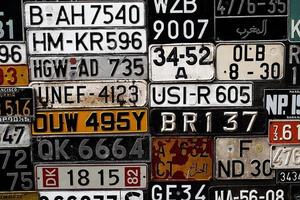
[0,65,28,86]
[0,124,30,147]
[215,137,274,179]
[30,80,147,109]
[271,145,300,169]
[29,55,147,81]
[216,43,285,80]
[32,108,148,134]
[35,164,148,190]
[0,192,38,200]
[149,43,215,81]
[27,29,147,55]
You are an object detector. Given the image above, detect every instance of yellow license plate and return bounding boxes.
[0,65,28,86]
[0,192,38,200]
[33,108,148,134]
[152,136,213,181]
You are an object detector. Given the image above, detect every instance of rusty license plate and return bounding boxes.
[152,136,213,181]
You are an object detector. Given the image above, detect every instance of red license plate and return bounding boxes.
[269,120,300,144]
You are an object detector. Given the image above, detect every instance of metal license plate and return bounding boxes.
[0,192,38,200]
[30,80,147,109]
[271,145,300,169]
[209,185,289,200]
[150,108,268,135]
[0,66,28,86]
[32,135,150,162]
[269,120,300,145]
[0,43,26,65]
[216,43,284,81]
[149,43,214,82]
[0,0,23,41]
[40,191,144,200]
[27,29,147,55]
[29,55,147,81]
[0,148,34,191]
[287,44,300,86]
[148,0,214,43]
[0,87,34,123]
[289,0,300,41]
[215,0,287,41]
[276,169,300,183]
[150,182,209,200]
[35,164,147,190]
[32,108,148,134]
[152,136,213,181]
[215,137,274,179]
[264,89,300,119]
[25,2,145,28]
[150,83,253,107]
[291,185,300,200]
[0,124,30,147]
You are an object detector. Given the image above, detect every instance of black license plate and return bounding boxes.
[148,0,214,43]
[0,87,34,123]
[287,44,300,86]
[32,135,150,162]
[276,169,300,183]
[291,185,300,200]
[150,181,209,200]
[0,148,34,191]
[209,185,289,200]
[0,0,23,41]
[264,89,300,119]
[150,108,267,134]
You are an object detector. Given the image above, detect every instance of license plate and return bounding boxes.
[0,0,23,41]
[276,169,300,183]
[30,80,147,109]
[0,87,34,123]
[209,185,289,200]
[215,0,287,41]
[264,89,300,119]
[27,29,147,55]
[0,65,28,86]
[32,135,150,162]
[215,137,274,179]
[0,192,38,200]
[150,182,209,200]
[149,43,215,81]
[216,43,284,80]
[25,2,145,28]
[0,43,26,64]
[152,136,213,181]
[32,108,148,134]
[290,0,300,41]
[150,83,253,107]
[35,164,148,190]
[40,191,144,200]
[287,44,300,86]
[29,55,148,81]
[0,148,34,191]
[0,124,30,147]
[269,120,300,144]
[150,108,267,134]
[271,145,300,169]
[148,0,214,43]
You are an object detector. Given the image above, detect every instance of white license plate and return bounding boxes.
[0,124,30,147]
[150,83,253,107]
[149,43,215,81]
[40,191,144,200]
[30,80,147,108]
[25,2,145,28]
[29,55,148,81]
[0,43,26,65]
[35,164,148,190]
[271,145,300,169]
[27,29,147,55]
[215,137,274,180]
[216,43,284,80]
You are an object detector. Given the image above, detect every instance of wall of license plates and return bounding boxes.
[0,0,300,199]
